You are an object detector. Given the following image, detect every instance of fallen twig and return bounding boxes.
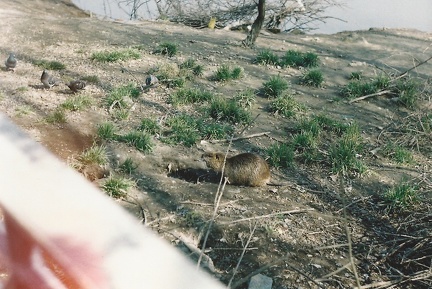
[393,54,432,81]
[231,253,325,289]
[348,90,392,104]
[228,221,258,288]
[211,131,270,143]
[221,209,314,225]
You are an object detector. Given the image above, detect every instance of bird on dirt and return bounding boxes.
[66,80,86,93]
[5,53,17,71]
[145,75,159,87]
[40,70,59,89]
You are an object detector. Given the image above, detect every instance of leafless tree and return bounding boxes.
[115,0,343,45]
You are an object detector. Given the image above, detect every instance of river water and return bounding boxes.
[71,0,432,34]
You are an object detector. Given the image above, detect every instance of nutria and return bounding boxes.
[202,152,270,187]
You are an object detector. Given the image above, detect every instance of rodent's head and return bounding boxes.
[202,152,225,171]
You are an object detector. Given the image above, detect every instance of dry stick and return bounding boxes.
[348,90,393,104]
[198,115,261,269]
[392,54,432,81]
[196,176,229,269]
[180,199,239,207]
[344,211,362,288]
[231,253,325,289]
[316,261,352,280]
[335,196,372,213]
[211,131,270,143]
[227,221,258,288]
[221,209,314,225]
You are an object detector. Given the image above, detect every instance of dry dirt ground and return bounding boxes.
[1,0,431,288]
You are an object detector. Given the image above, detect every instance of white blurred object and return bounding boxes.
[0,113,224,289]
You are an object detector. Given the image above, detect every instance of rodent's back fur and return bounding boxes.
[203,152,270,187]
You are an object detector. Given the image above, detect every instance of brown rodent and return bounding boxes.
[202,152,270,187]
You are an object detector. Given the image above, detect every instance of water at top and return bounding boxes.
[72,0,432,34]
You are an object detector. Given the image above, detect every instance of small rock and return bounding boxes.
[249,274,272,289]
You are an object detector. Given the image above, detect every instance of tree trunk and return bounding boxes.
[242,0,266,47]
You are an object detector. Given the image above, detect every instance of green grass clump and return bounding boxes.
[46,108,67,124]
[329,124,366,175]
[155,42,178,57]
[91,49,140,62]
[255,49,279,65]
[156,62,180,80]
[119,130,153,153]
[269,95,303,118]
[139,118,160,135]
[102,175,135,199]
[267,143,294,168]
[340,80,378,99]
[384,181,419,210]
[198,121,233,140]
[234,89,256,109]
[97,122,117,140]
[208,97,251,124]
[165,114,200,147]
[179,58,197,69]
[395,79,419,108]
[296,118,322,138]
[383,142,413,164]
[192,64,204,77]
[61,95,93,111]
[349,71,363,80]
[119,157,138,175]
[262,75,289,98]
[312,115,349,135]
[292,131,318,151]
[300,69,324,87]
[169,88,214,105]
[33,60,66,70]
[280,50,319,68]
[213,65,243,81]
[341,75,390,99]
[78,145,108,165]
[105,84,140,109]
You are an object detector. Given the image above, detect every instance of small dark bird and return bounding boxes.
[66,80,86,93]
[145,75,159,88]
[5,53,17,71]
[40,70,59,89]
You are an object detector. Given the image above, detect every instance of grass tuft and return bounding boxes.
[97,122,117,140]
[118,130,154,153]
[255,49,279,65]
[169,87,214,105]
[61,95,93,111]
[269,94,304,118]
[139,118,161,135]
[78,145,108,165]
[102,176,135,199]
[165,114,200,147]
[234,89,256,109]
[91,49,140,62]
[384,181,419,210]
[208,97,251,124]
[262,75,289,98]
[213,65,243,81]
[33,60,66,70]
[329,124,366,175]
[46,108,67,124]
[119,157,138,175]
[105,84,140,109]
[280,50,319,68]
[267,143,294,168]
[155,42,178,57]
[300,69,324,87]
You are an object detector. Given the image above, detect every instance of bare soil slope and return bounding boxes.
[1,1,431,288]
